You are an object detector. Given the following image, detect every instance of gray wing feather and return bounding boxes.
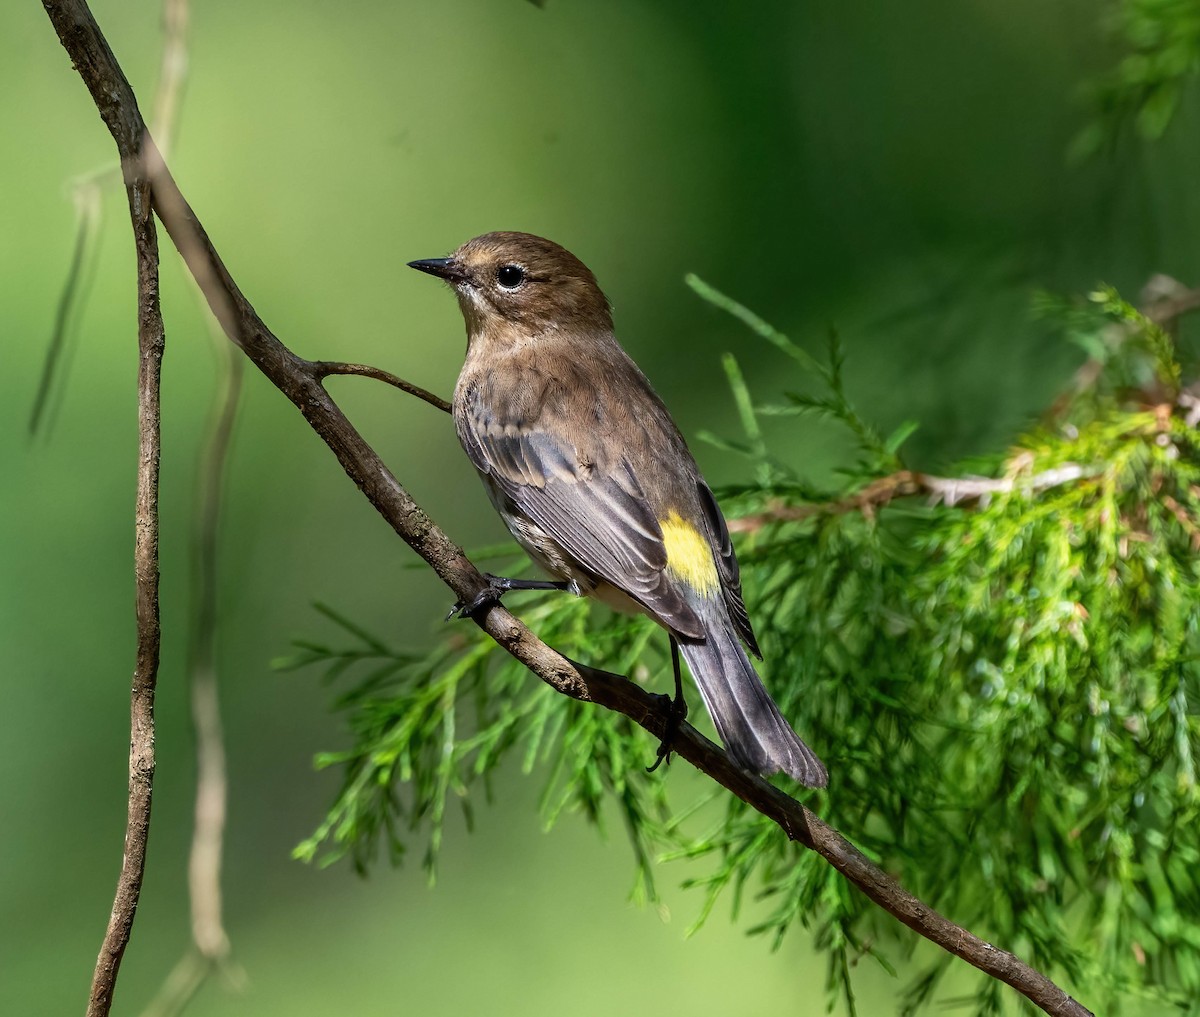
[696,480,760,657]
[458,408,707,639]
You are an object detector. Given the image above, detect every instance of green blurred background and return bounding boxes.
[3,1,1195,1013]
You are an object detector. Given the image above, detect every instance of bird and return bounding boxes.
[408,232,828,787]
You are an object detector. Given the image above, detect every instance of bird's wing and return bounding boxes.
[696,480,761,657]
[458,416,708,640]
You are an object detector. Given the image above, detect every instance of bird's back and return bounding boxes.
[455,329,703,519]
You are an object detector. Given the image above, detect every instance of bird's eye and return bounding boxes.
[496,264,526,289]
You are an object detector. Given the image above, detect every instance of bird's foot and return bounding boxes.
[446,574,571,621]
[646,693,688,773]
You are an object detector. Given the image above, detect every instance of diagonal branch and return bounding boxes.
[39,3,1092,1015]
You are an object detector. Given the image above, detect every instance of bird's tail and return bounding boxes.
[677,611,828,787]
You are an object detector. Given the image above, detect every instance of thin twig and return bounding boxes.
[149,0,188,159]
[151,1,246,1009]
[312,360,451,413]
[41,4,1094,1015]
[1050,275,1200,417]
[137,336,245,1017]
[32,0,190,438]
[185,340,241,959]
[729,463,1096,533]
[79,107,166,1017]
[137,953,208,1017]
[29,180,100,434]
[1143,275,1200,328]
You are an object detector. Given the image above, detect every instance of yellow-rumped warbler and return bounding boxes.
[409,232,827,787]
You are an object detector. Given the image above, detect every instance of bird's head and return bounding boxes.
[408,231,614,342]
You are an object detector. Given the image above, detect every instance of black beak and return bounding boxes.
[407,257,468,284]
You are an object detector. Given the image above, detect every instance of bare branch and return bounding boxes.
[312,360,452,413]
[40,3,239,1012]
[78,96,165,1017]
[138,305,249,1017]
[185,340,241,962]
[40,3,1094,1015]
[729,462,1097,533]
[158,0,246,1004]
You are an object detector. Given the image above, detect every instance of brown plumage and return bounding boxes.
[409,231,828,787]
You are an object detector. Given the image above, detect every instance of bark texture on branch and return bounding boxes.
[41,3,1093,1015]
[79,101,165,1017]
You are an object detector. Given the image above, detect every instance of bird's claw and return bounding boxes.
[445,574,572,621]
[646,693,689,773]
[445,580,502,621]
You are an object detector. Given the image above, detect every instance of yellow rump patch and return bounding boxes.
[660,511,719,596]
